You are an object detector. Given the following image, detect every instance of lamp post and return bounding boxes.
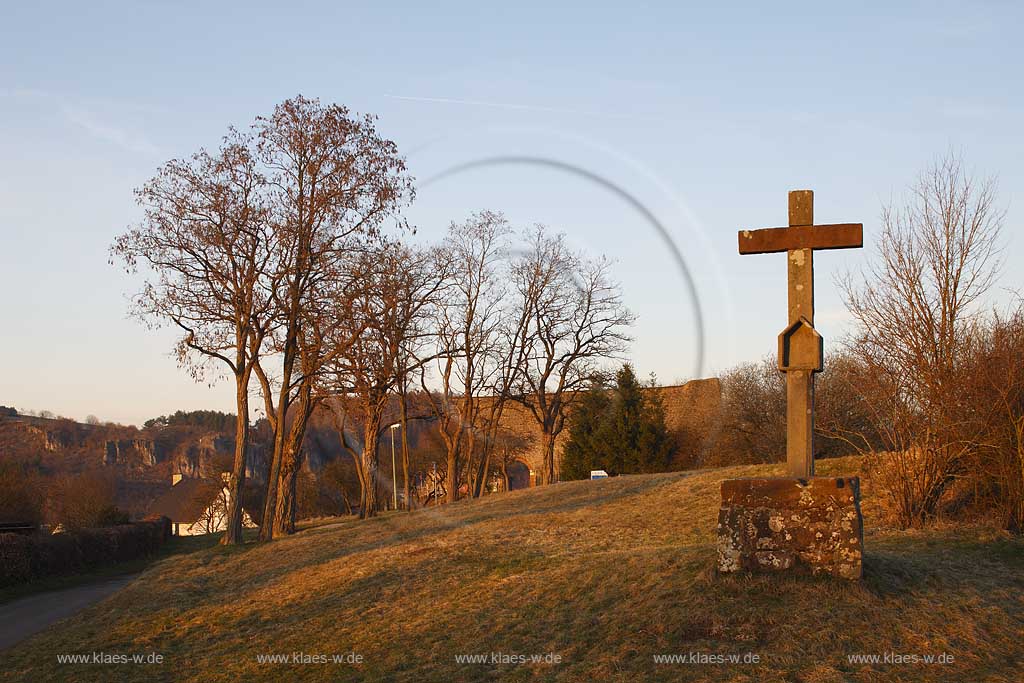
[389,423,400,511]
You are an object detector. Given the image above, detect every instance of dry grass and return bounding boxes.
[1,457,1021,682]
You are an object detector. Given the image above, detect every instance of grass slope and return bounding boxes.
[1,458,1022,682]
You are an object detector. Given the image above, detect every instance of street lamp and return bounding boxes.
[389,423,400,510]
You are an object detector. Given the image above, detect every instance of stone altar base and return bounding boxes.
[717,477,864,580]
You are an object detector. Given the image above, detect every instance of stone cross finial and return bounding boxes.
[738,191,863,478]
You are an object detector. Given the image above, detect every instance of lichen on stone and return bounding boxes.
[717,477,864,580]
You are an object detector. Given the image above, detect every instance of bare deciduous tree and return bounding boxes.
[841,152,1004,527]
[252,96,413,540]
[193,486,230,536]
[964,306,1024,532]
[48,471,121,530]
[0,463,44,527]
[112,135,271,545]
[418,212,510,503]
[328,244,442,517]
[387,247,446,509]
[507,227,635,484]
[713,357,786,467]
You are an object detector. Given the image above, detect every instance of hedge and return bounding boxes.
[0,517,171,588]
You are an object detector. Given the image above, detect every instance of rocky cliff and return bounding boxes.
[0,416,270,481]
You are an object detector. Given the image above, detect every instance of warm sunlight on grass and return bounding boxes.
[2,457,1021,682]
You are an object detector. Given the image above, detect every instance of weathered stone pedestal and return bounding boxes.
[717,477,864,580]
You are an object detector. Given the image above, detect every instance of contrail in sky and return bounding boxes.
[384,94,671,122]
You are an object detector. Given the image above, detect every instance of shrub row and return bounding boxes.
[0,517,171,588]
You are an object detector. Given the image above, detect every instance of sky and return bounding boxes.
[1,1,1022,426]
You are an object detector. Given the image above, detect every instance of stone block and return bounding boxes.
[717,476,863,580]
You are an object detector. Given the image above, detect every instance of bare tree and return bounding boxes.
[193,486,230,535]
[0,462,44,527]
[329,243,443,517]
[507,226,634,484]
[112,134,271,545]
[710,350,874,469]
[252,96,413,540]
[712,357,786,467]
[252,258,372,534]
[319,456,360,516]
[388,247,446,509]
[814,351,885,459]
[419,212,511,503]
[48,471,121,530]
[840,152,1003,527]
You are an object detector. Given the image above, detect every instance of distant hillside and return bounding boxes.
[0,414,271,519]
[0,377,808,524]
[3,456,1021,682]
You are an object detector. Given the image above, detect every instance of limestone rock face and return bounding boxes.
[103,439,163,467]
[717,477,863,580]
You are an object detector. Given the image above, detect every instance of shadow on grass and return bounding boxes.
[216,474,693,596]
[398,471,699,535]
[101,474,691,621]
[863,530,1024,598]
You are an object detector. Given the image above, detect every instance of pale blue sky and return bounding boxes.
[1,1,1021,425]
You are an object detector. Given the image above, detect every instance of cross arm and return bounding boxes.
[738,223,863,255]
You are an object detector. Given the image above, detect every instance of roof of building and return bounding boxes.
[147,478,225,524]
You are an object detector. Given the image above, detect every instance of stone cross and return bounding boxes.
[738,190,862,478]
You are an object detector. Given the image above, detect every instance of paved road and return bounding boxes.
[0,575,138,651]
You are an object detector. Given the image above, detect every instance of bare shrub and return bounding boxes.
[48,471,123,530]
[0,463,44,527]
[964,308,1024,531]
[840,152,1003,527]
[711,357,785,466]
[815,350,885,457]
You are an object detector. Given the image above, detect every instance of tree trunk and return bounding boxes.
[445,448,459,504]
[361,422,380,518]
[260,270,303,542]
[472,445,491,498]
[260,356,294,541]
[221,373,250,545]
[354,457,368,517]
[273,457,300,534]
[272,436,302,535]
[272,385,313,535]
[541,429,557,485]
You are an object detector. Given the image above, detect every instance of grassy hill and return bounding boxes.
[2,457,1022,682]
